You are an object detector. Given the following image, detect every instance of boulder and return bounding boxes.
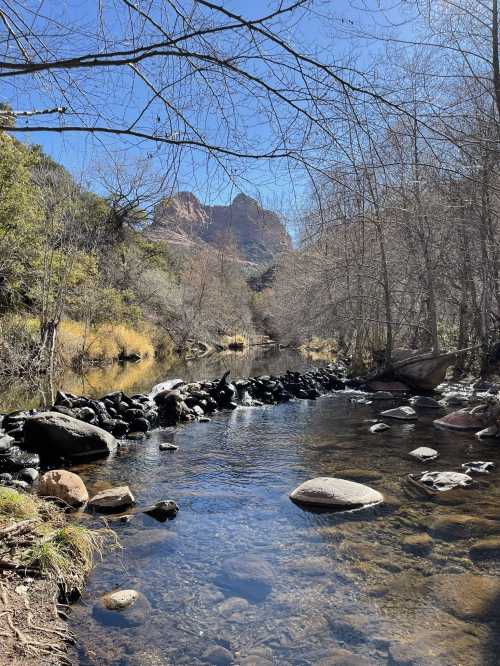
[476,425,500,439]
[418,471,472,492]
[216,555,274,602]
[380,406,417,421]
[202,645,233,666]
[370,422,390,433]
[89,485,135,511]
[38,469,89,508]
[433,409,488,432]
[409,446,439,462]
[289,477,383,509]
[95,589,151,627]
[24,412,115,459]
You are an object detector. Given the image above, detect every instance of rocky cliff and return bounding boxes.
[149,192,291,264]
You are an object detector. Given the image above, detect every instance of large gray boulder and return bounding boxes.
[290,477,383,509]
[24,411,115,460]
[380,406,417,421]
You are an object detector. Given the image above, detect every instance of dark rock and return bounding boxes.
[130,417,149,433]
[112,420,129,438]
[0,434,13,453]
[202,645,233,665]
[0,447,39,473]
[142,500,179,522]
[0,472,12,484]
[18,467,39,483]
[24,412,115,460]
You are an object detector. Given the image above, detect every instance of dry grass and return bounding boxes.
[58,319,155,363]
[299,337,337,361]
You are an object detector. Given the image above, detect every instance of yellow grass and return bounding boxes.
[58,320,155,362]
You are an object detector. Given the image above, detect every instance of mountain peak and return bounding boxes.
[150,191,291,264]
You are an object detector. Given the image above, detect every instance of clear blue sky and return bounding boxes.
[6,0,413,216]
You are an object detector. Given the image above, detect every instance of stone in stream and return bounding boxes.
[433,409,488,432]
[0,447,40,473]
[202,645,233,666]
[370,422,390,433]
[401,533,433,555]
[18,467,38,483]
[159,442,178,451]
[409,395,441,409]
[216,555,274,602]
[369,391,394,400]
[409,446,439,462]
[469,537,500,561]
[439,392,469,407]
[38,469,89,508]
[429,514,500,539]
[462,461,495,475]
[88,485,135,511]
[380,406,417,421]
[289,477,383,509]
[142,499,179,521]
[417,471,473,492]
[24,411,115,460]
[432,574,500,620]
[0,434,13,453]
[95,589,151,628]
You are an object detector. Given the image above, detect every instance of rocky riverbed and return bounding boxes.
[3,356,500,664]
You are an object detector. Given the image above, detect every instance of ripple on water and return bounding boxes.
[69,393,500,665]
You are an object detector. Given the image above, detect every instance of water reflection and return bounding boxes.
[68,392,500,665]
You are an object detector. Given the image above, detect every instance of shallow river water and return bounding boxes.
[62,357,500,666]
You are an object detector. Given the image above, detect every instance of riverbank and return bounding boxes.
[0,487,107,665]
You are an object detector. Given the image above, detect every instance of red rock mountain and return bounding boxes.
[149,192,291,264]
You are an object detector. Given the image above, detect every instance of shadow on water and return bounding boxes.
[63,385,500,666]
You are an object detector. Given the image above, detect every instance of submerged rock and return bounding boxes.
[289,477,383,509]
[432,574,500,620]
[430,513,500,539]
[216,555,274,602]
[469,537,500,561]
[380,406,417,421]
[38,469,89,507]
[402,533,433,555]
[95,589,151,627]
[418,471,473,492]
[409,446,439,462]
[476,424,500,439]
[89,485,135,511]
[24,411,115,459]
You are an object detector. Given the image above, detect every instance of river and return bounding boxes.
[39,349,500,665]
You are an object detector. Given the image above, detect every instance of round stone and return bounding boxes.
[289,477,383,509]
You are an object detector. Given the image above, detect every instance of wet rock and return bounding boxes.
[0,447,39,473]
[440,392,469,407]
[24,412,115,460]
[18,467,38,483]
[380,406,417,421]
[339,469,383,483]
[126,431,145,440]
[129,417,149,433]
[0,435,13,453]
[0,472,12,484]
[142,500,179,521]
[370,391,394,400]
[370,422,390,433]
[409,446,439,462]
[469,537,500,561]
[95,589,151,627]
[402,533,433,555]
[317,647,375,666]
[286,556,331,576]
[432,574,500,620]
[417,471,473,492]
[89,485,135,511]
[462,461,495,474]
[159,442,178,451]
[202,645,233,665]
[112,420,129,438]
[290,477,383,509]
[216,555,274,602]
[433,409,487,432]
[38,469,89,508]
[101,589,139,610]
[430,514,500,539]
[409,395,441,409]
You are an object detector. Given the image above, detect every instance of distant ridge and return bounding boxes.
[148,192,291,264]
